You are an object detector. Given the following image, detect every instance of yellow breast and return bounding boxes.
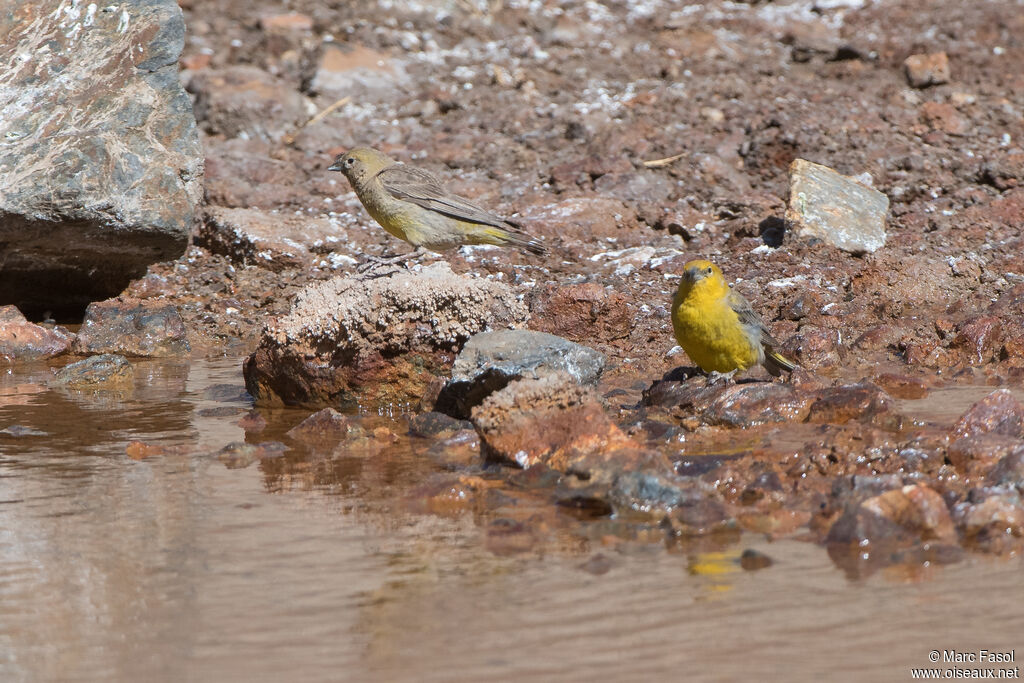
[672,286,761,373]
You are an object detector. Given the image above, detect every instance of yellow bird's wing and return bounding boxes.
[727,288,795,374]
[726,288,781,348]
[376,164,514,229]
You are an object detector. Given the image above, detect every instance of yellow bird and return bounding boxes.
[328,147,546,256]
[671,259,796,379]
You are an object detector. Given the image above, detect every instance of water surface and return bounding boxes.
[1,358,1021,681]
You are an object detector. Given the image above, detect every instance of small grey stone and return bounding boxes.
[436,329,606,418]
[786,159,889,254]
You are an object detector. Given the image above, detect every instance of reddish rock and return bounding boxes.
[805,383,898,426]
[873,373,928,399]
[197,207,345,271]
[989,282,1024,317]
[203,141,311,209]
[406,474,492,517]
[408,412,473,439]
[826,484,956,547]
[73,299,190,357]
[782,325,842,369]
[665,498,736,536]
[529,282,634,343]
[783,19,842,62]
[704,383,816,427]
[549,155,632,190]
[286,408,358,446]
[739,548,774,571]
[902,339,954,368]
[1001,317,1024,365]
[642,373,711,410]
[948,435,1023,474]
[236,410,268,433]
[903,52,951,88]
[978,151,1024,191]
[472,373,635,471]
[952,316,1002,363]
[310,44,409,101]
[778,290,821,321]
[643,375,815,428]
[951,389,1024,440]
[424,429,480,469]
[986,447,1024,488]
[919,101,969,136]
[215,441,288,469]
[485,518,540,556]
[244,264,527,409]
[189,65,308,142]
[180,53,212,71]
[125,440,167,461]
[523,197,637,246]
[0,306,74,363]
[259,13,313,32]
[953,489,1024,553]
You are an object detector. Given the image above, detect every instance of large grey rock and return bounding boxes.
[0,0,203,316]
[436,329,607,419]
[786,159,889,255]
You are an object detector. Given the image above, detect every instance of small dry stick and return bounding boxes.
[283,96,352,145]
[642,152,686,168]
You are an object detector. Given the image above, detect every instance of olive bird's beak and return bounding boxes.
[327,159,344,172]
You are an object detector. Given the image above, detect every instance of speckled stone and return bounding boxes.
[0,0,203,314]
[786,159,889,255]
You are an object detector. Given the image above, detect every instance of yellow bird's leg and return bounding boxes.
[705,369,738,386]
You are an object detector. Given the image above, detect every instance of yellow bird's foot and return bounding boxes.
[704,369,738,386]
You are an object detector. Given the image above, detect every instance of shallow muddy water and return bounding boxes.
[1,357,1021,682]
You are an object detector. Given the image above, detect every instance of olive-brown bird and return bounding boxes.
[671,259,796,378]
[328,147,546,255]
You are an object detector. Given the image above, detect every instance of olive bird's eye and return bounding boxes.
[345,157,355,167]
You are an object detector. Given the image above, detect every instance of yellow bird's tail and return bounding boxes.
[763,349,796,377]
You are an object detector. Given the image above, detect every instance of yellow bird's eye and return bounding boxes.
[705,266,712,274]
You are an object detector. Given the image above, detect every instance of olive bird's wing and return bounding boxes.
[377,164,513,228]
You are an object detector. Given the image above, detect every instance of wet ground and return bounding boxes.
[2,356,1022,681]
